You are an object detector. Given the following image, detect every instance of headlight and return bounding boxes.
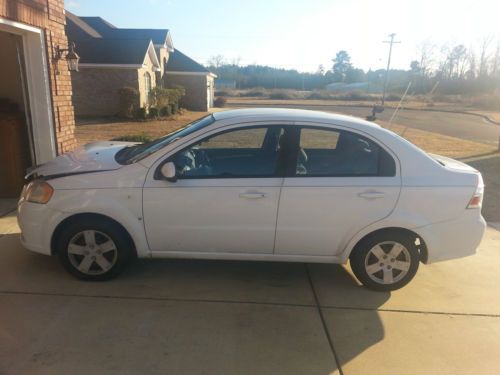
[25,180,54,204]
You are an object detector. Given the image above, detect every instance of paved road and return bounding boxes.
[228,102,500,146]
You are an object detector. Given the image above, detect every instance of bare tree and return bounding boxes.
[416,40,436,77]
[231,57,242,66]
[478,36,493,77]
[491,40,500,78]
[466,47,477,79]
[452,45,468,78]
[207,54,225,69]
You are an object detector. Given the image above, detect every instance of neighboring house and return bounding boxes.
[66,12,216,115]
[165,49,217,111]
[0,0,76,198]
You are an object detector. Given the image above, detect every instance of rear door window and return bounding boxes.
[295,127,395,177]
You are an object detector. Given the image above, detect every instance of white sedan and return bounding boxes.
[17,109,486,291]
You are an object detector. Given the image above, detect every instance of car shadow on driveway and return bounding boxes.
[0,233,390,374]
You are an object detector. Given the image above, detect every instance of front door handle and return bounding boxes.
[358,191,385,199]
[239,192,267,199]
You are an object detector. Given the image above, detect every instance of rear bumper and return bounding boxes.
[417,210,486,264]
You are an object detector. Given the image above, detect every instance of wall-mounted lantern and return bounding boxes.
[54,42,80,74]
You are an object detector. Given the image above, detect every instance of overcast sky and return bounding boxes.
[67,0,500,72]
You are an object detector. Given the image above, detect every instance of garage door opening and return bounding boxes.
[0,30,34,198]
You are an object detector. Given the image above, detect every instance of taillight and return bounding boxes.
[467,185,484,209]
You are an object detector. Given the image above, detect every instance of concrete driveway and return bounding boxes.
[1,212,500,375]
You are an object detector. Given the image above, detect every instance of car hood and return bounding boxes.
[26,141,136,179]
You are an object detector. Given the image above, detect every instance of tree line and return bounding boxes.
[207,37,500,95]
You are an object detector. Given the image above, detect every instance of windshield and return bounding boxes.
[115,114,215,164]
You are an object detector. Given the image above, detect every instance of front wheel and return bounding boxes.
[57,219,133,281]
[350,232,420,291]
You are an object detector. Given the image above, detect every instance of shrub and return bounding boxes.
[336,90,374,101]
[306,90,335,100]
[240,87,268,97]
[134,107,147,120]
[385,94,402,101]
[117,87,139,118]
[149,85,186,114]
[112,133,154,143]
[170,102,179,114]
[269,90,296,100]
[148,87,170,109]
[159,106,172,117]
[214,97,227,107]
[165,85,186,105]
[148,107,159,119]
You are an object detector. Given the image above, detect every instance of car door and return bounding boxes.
[275,125,401,256]
[143,124,290,254]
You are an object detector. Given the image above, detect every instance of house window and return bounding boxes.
[144,72,152,104]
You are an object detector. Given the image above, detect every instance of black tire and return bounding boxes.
[350,231,420,291]
[57,218,134,281]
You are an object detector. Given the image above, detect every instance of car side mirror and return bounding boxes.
[160,162,177,182]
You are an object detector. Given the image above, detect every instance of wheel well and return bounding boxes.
[351,227,428,263]
[51,213,137,256]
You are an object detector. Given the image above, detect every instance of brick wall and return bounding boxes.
[165,74,208,111]
[72,68,139,116]
[0,0,77,154]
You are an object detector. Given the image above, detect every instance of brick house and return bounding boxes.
[66,12,216,115]
[0,0,76,198]
[165,49,217,112]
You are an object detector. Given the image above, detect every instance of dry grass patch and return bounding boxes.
[75,111,209,146]
[377,120,497,159]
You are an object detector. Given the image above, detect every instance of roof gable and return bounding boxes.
[166,49,209,73]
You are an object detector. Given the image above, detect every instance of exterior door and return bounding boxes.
[143,125,289,254]
[275,126,401,256]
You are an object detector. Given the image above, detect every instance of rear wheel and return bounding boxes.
[57,218,133,281]
[350,231,420,291]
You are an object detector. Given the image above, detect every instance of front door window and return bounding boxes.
[169,126,286,178]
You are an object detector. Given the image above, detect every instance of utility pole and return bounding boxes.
[381,33,400,106]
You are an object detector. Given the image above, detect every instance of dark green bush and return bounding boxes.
[159,106,172,117]
[134,107,147,120]
[118,86,139,118]
[148,107,159,119]
[214,97,227,107]
[170,102,179,114]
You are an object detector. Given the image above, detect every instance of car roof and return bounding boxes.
[212,108,381,129]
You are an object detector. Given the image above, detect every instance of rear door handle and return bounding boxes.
[358,191,385,199]
[239,192,267,199]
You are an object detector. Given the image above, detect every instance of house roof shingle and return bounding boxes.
[79,15,169,45]
[166,49,209,73]
[74,38,152,65]
[65,12,210,74]
[66,11,102,39]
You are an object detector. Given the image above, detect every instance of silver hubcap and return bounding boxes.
[67,230,118,275]
[364,241,411,285]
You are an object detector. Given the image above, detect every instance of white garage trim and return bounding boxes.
[0,17,56,164]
